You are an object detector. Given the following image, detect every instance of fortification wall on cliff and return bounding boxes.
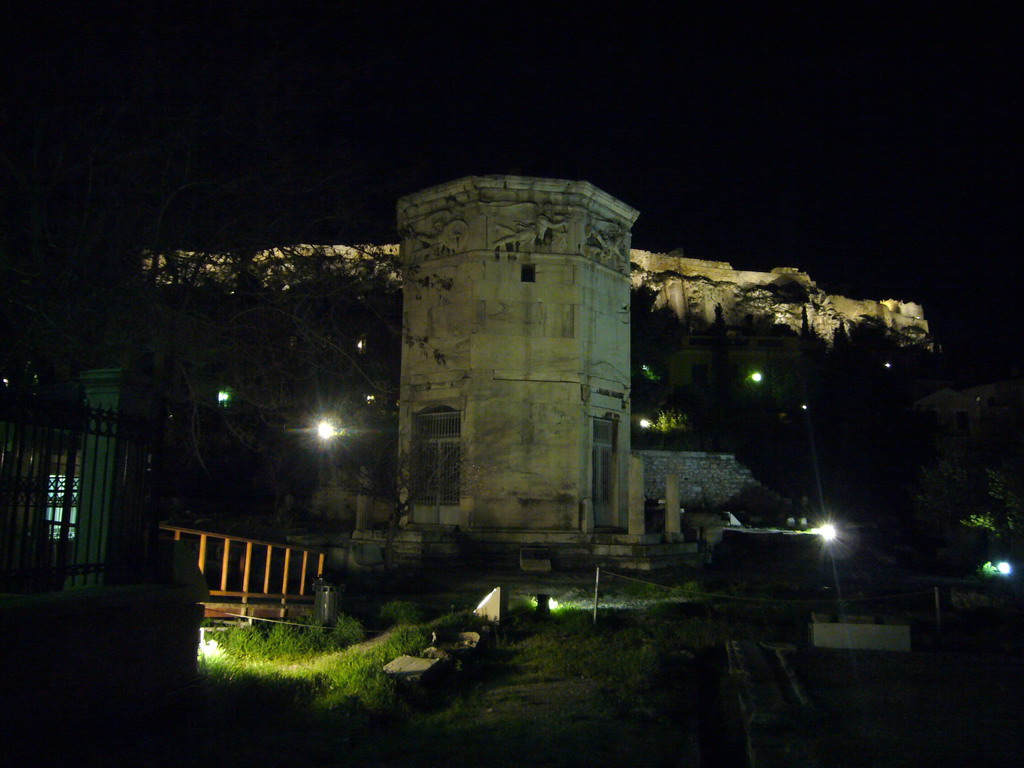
[629,249,930,345]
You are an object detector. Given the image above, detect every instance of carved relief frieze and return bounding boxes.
[488,203,570,254]
[399,203,471,260]
[584,216,628,268]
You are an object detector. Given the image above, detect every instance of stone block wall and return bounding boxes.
[637,449,760,508]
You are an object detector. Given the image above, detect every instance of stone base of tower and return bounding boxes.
[350,525,706,571]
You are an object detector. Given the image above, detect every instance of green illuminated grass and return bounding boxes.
[201,618,432,720]
[193,592,804,766]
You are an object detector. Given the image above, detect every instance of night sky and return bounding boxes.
[4,2,1021,377]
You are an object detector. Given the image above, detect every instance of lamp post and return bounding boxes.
[317,420,339,441]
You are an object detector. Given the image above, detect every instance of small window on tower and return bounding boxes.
[521,264,536,283]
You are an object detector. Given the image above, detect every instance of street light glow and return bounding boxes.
[639,418,651,429]
[317,421,339,440]
[997,561,1012,575]
[817,524,837,542]
[750,372,763,383]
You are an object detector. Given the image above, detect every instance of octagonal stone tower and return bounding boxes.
[397,176,638,539]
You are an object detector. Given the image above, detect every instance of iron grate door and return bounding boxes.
[592,418,614,527]
[413,409,461,507]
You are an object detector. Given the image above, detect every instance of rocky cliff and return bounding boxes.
[630,249,931,346]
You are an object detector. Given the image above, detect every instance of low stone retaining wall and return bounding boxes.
[637,450,760,508]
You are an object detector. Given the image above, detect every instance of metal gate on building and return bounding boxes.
[592,417,614,527]
[412,408,461,514]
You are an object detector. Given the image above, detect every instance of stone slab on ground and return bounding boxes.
[382,655,440,683]
[810,612,911,652]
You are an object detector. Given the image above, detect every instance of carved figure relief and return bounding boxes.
[401,206,470,260]
[489,203,569,253]
[584,218,627,266]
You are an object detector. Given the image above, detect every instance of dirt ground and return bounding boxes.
[794,648,1024,768]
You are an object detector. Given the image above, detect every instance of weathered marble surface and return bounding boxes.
[398,176,638,533]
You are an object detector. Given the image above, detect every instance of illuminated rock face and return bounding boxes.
[631,250,930,345]
[397,176,638,532]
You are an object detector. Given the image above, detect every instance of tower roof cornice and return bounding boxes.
[397,175,639,227]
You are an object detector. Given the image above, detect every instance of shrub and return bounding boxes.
[430,610,473,631]
[330,614,366,647]
[380,600,425,627]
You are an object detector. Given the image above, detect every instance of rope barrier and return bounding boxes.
[207,610,389,635]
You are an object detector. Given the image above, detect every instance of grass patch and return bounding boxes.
[516,611,661,699]
[214,613,365,660]
[380,600,425,626]
[194,589,805,765]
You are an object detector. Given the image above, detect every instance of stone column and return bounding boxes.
[664,472,681,536]
[628,454,645,535]
[580,498,594,533]
[71,369,126,587]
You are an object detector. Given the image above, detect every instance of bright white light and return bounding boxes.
[548,597,559,611]
[366,394,376,403]
[198,628,223,659]
[997,561,1012,575]
[884,362,892,368]
[639,418,651,429]
[801,404,808,410]
[750,372,763,382]
[317,421,338,440]
[217,389,230,404]
[817,524,837,541]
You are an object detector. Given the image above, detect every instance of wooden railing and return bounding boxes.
[160,525,325,606]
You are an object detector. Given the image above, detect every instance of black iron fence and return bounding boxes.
[0,389,155,592]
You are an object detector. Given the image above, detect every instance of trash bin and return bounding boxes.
[314,578,340,626]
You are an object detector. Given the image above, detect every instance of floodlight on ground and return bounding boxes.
[816,523,837,542]
[997,561,1012,576]
[198,627,223,659]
